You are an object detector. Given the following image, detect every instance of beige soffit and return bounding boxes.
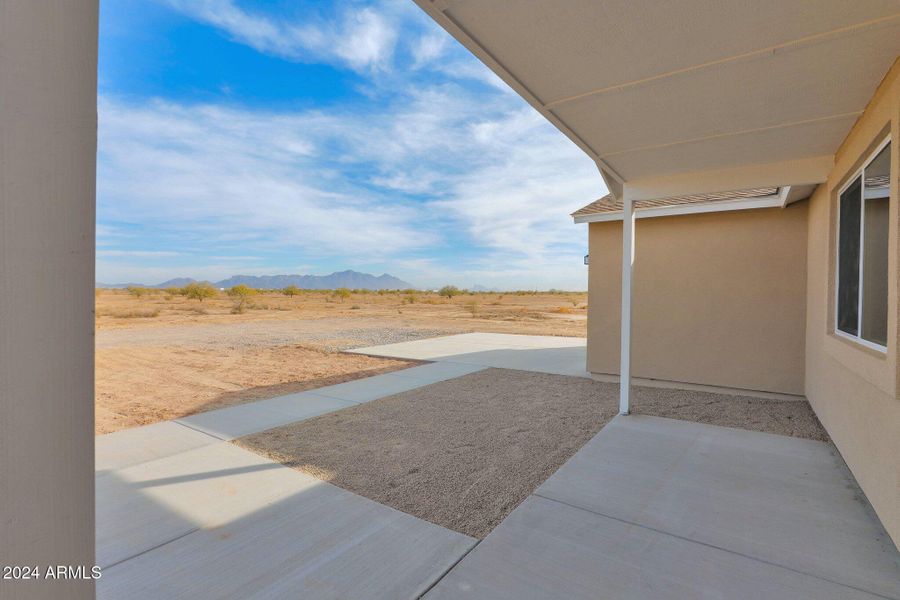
[414,1,900,190]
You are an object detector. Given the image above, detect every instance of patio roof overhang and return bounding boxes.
[571,185,820,223]
[415,0,900,415]
[414,1,900,201]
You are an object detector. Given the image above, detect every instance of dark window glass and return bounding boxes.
[837,177,861,336]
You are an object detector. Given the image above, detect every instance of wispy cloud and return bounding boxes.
[98,1,605,288]
[98,83,602,287]
[98,97,435,257]
[162,0,401,72]
[97,250,181,258]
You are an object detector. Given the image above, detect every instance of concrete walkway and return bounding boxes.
[97,333,900,599]
[97,437,474,599]
[426,415,900,599]
[350,332,589,377]
[96,360,485,598]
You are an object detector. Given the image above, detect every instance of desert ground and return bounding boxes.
[95,287,587,434]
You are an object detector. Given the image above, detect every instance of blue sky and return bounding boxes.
[97,0,604,289]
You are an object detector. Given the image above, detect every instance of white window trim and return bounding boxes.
[834,135,891,354]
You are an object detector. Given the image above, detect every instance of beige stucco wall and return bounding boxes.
[0,2,97,598]
[587,204,808,395]
[804,59,900,545]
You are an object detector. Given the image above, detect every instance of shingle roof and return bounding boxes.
[572,187,780,218]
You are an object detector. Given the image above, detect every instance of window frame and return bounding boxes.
[834,135,892,353]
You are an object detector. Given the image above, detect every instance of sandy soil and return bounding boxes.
[238,368,828,539]
[95,345,417,434]
[95,289,586,435]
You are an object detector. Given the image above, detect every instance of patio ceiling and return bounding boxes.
[415,0,900,198]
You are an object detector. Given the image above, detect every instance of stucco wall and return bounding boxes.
[0,2,97,598]
[804,59,900,545]
[587,204,808,395]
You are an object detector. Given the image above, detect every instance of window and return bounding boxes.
[836,139,891,350]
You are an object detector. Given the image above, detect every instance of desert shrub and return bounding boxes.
[184,282,217,302]
[282,284,300,298]
[350,305,361,310]
[438,285,461,300]
[126,286,149,298]
[227,284,257,314]
[163,287,183,296]
[465,300,479,316]
[403,293,416,305]
[333,288,351,303]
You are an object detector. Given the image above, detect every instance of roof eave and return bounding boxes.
[573,187,792,224]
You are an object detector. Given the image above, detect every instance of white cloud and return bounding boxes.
[98,82,604,288]
[332,8,397,71]
[410,33,448,68]
[98,97,436,262]
[161,0,399,72]
[96,261,278,285]
[100,1,606,289]
[97,250,181,258]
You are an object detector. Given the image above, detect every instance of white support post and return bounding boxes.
[619,190,635,415]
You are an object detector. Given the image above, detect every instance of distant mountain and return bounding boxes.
[215,271,413,290]
[97,270,415,291]
[471,284,501,292]
[154,277,197,288]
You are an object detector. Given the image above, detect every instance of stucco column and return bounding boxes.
[0,2,98,598]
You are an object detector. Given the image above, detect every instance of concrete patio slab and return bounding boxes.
[97,442,314,568]
[176,393,357,441]
[96,421,219,472]
[98,445,475,599]
[426,495,885,600]
[536,415,900,599]
[350,332,589,377]
[425,415,900,599]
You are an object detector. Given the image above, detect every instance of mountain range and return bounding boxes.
[97,270,414,290]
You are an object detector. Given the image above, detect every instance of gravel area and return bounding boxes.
[633,385,829,439]
[238,368,828,538]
